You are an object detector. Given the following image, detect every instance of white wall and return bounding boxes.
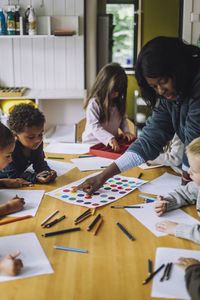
[182,0,200,45]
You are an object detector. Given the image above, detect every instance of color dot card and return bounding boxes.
[46,172,148,208]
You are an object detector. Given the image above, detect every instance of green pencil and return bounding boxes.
[47,157,64,160]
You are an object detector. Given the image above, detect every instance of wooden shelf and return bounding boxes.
[0,89,87,100]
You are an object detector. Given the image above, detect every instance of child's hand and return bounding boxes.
[7,196,25,214]
[36,170,57,183]
[154,195,168,216]
[176,257,200,270]
[0,251,23,276]
[109,138,120,152]
[155,220,178,235]
[123,132,135,142]
[0,178,32,188]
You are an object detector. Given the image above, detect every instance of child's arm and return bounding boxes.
[0,178,32,188]
[0,196,25,216]
[119,115,135,141]
[178,258,200,300]
[0,252,23,276]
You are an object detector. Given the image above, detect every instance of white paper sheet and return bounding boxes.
[26,159,75,177]
[70,157,113,171]
[0,190,45,217]
[46,172,148,208]
[126,202,198,236]
[151,247,200,299]
[45,142,91,154]
[0,232,53,282]
[139,172,181,196]
[139,163,164,170]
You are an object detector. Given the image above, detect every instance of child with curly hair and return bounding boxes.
[0,104,57,184]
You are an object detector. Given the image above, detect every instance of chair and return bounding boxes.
[76,117,135,143]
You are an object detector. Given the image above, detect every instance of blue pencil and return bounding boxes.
[139,194,157,201]
[54,246,88,253]
[116,222,134,241]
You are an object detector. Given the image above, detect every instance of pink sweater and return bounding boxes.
[82,98,129,145]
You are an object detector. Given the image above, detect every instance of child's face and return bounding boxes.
[188,154,200,186]
[0,142,15,170]
[14,124,44,151]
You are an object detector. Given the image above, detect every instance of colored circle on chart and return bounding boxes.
[117,187,123,190]
[129,181,135,184]
[104,182,109,185]
[100,194,107,198]
[71,186,77,188]
[84,201,91,204]
[108,180,114,182]
[104,187,111,190]
[119,191,126,194]
[123,184,129,187]
[108,196,115,200]
[111,189,118,192]
[122,179,128,182]
[136,183,141,185]
[116,182,122,185]
[100,200,108,203]
[93,192,100,195]
[54,193,62,196]
[85,196,92,199]
[61,195,69,198]
[92,203,100,206]
[125,188,132,191]
[114,177,121,180]
[68,197,76,200]
[77,194,84,197]
[63,189,70,192]
[76,200,84,203]
[130,185,136,188]
[110,184,117,187]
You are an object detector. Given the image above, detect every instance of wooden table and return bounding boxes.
[0,154,199,300]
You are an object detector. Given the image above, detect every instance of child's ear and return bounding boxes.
[12,131,19,141]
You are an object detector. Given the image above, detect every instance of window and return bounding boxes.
[106,0,138,69]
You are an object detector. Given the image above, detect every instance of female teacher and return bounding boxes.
[75,36,200,194]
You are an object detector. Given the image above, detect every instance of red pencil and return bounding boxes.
[0,215,32,225]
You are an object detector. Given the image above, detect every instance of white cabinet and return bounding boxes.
[182,0,200,44]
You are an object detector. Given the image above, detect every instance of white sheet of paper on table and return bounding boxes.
[151,247,200,299]
[139,163,164,169]
[70,157,113,171]
[0,232,53,282]
[139,172,181,196]
[44,142,91,154]
[46,172,148,208]
[26,159,75,177]
[126,202,198,236]
[0,190,45,217]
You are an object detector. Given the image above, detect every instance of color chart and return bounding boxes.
[46,173,147,208]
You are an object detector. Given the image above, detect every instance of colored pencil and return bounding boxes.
[0,215,32,225]
[137,172,143,179]
[47,157,64,160]
[74,208,91,222]
[111,205,143,208]
[139,194,157,201]
[42,227,80,237]
[44,215,66,228]
[78,155,96,158]
[142,264,165,284]
[54,246,88,253]
[116,222,134,241]
[87,213,101,231]
[166,262,173,280]
[40,209,59,226]
[74,212,92,225]
[148,259,152,275]
[93,217,103,235]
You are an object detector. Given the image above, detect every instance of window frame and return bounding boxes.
[106,0,139,70]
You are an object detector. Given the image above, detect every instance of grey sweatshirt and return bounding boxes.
[164,181,200,244]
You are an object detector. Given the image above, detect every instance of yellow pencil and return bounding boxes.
[93,217,103,235]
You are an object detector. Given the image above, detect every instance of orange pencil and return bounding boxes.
[93,217,103,235]
[0,215,32,225]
